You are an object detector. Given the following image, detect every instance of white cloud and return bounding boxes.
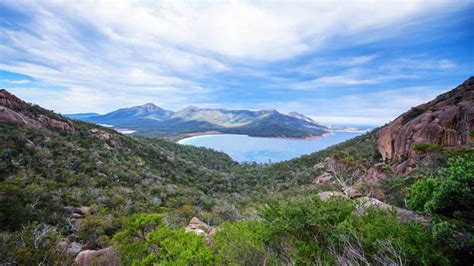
[250,85,449,125]
[291,73,418,90]
[1,79,31,84]
[310,115,391,126]
[0,0,469,114]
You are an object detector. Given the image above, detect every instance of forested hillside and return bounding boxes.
[1,78,473,265]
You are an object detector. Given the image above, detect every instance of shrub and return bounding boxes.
[412,143,442,154]
[113,213,214,265]
[257,195,447,264]
[407,154,474,218]
[213,220,275,265]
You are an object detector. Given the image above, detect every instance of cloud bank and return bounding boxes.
[0,0,472,125]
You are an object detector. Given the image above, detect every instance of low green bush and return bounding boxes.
[407,154,474,218]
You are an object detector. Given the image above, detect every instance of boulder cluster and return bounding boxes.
[57,206,120,266]
[311,157,389,199]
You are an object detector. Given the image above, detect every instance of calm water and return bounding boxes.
[178,132,363,163]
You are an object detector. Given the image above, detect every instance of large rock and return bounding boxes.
[66,242,83,256]
[342,186,363,198]
[37,114,75,131]
[363,165,388,184]
[310,172,333,190]
[356,197,430,226]
[80,206,92,215]
[185,217,216,246]
[317,191,347,201]
[378,77,474,173]
[0,106,42,128]
[75,247,119,266]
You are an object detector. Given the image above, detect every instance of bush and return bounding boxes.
[113,213,214,265]
[407,154,474,218]
[0,223,73,265]
[412,143,442,154]
[257,195,447,264]
[213,220,275,265]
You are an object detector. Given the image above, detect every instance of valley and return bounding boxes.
[0,77,473,264]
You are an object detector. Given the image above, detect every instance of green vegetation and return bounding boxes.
[113,196,453,265]
[1,100,473,264]
[407,154,474,219]
[412,142,442,154]
[113,213,214,265]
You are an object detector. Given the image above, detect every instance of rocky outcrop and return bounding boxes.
[37,114,75,131]
[0,106,42,128]
[378,77,474,173]
[185,217,216,246]
[75,247,119,266]
[342,186,363,198]
[318,192,430,225]
[356,197,430,226]
[363,164,388,184]
[317,191,347,201]
[310,172,333,188]
[0,89,75,131]
[0,89,29,110]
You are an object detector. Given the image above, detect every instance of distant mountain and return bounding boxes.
[64,113,100,119]
[287,112,318,124]
[74,104,330,138]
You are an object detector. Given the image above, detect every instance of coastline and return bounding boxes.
[172,131,224,143]
[177,131,334,144]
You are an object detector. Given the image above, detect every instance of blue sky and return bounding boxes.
[0,1,473,125]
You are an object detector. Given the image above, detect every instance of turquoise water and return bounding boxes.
[178,132,363,163]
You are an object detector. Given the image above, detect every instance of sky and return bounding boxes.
[0,0,473,126]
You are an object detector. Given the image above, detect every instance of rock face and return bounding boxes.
[0,89,29,110]
[363,165,388,184]
[378,77,474,173]
[0,89,75,131]
[185,217,216,246]
[0,106,42,128]
[75,247,120,266]
[310,172,333,188]
[66,242,83,256]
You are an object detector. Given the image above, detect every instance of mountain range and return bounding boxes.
[67,105,329,139]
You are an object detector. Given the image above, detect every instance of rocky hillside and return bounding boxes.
[73,103,330,139]
[1,89,75,131]
[378,77,474,173]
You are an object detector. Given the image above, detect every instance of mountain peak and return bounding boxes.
[142,103,157,108]
[140,102,158,109]
[181,105,201,112]
[288,112,317,123]
[133,102,164,113]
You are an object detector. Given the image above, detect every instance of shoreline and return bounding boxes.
[177,131,335,144]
